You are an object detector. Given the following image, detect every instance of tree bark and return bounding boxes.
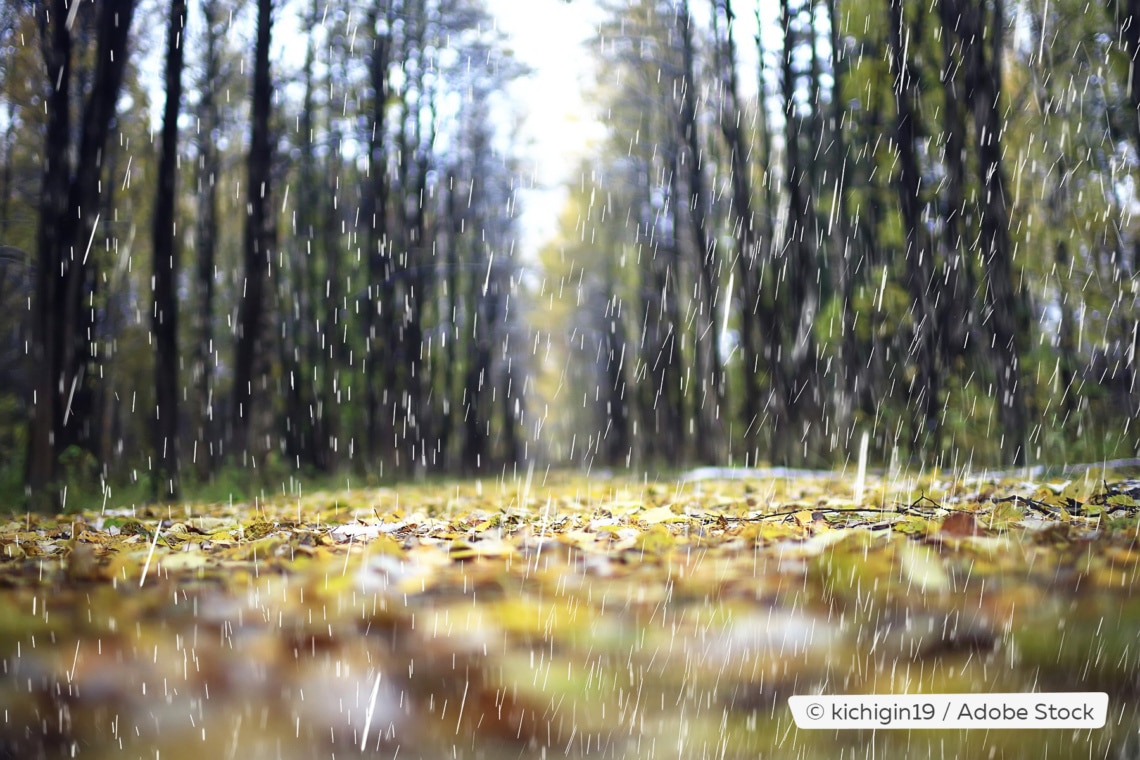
[949,0,1027,465]
[887,0,940,456]
[365,5,392,466]
[777,0,820,464]
[712,0,761,464]
[28,0,137,498]
[938,0,977,362]
[1110,0,1140,140]
[826,0,858,454]
[676,0,725,464]
[231,0,274,464]
[193,0,222,478]
[152,0,187,499]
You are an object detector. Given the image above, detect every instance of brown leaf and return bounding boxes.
[940,512,982,537]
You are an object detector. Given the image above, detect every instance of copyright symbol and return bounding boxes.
[806,702,825,720]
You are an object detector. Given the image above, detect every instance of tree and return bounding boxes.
[152,0,188,499]
[191,0,226,479]
[824,0,858,455]
[27,0,138,497]
[773,0,822,464]
[364,2,393,467]
[675,0,725,463]
[946,0,1028,465]
[710,0,760,463]
[230,0,274,464]
[886,0,939,456]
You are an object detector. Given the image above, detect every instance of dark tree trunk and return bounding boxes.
[602,288,631,467]
[676,0,725,464]
[439,171,461,469]
[462,191,491,473]
[321,113,342,472]
[776,0,820,464]
[399,1,433,473]
[1111,0,1140,139]
[887,0,940,456]
[365,6,392,467]
[938,0,977,361]
[600,210,631,467]
[753,7,782,462]
[193,0,222,477]
[665,146,691,463]
[1054,236,1078,417]
[231,0,274,463]
[28,0,137,499]
[152,0,187,500]
[950,0,1027,465]
[826,0,857,454]
[712,0,762,464]
[281,0,316,472]
[1108,0,1140,418]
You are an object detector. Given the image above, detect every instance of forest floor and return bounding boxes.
[1,465,1139,759]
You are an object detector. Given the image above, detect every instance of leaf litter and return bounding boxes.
[2,468,1140,758]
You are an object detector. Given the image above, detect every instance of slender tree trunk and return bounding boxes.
[887,0,940,457]
[281,0,318,472]
[440,170,461,469]
[753,7,783,463]
[676,0,724,464]
[602,215,631,466]
[322,116,342,471]
[665,148,690,463]
[826,0,857,454]
[365,7,392,467]
[950,0,1027,465]
[777,0,820,464]
[27,0,71,493]
[152,0,187,500]
[938,0,977,361]
[193,0,222,478]
[231,0,274,463]
[706,0,761,464]
[712,0,761,464]
[1111,0,1140,140]
[462,175,490,472]
[400,0,432,473]
[28,0,137,499]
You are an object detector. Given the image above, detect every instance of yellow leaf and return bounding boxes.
[633,524,675,554]
[897,541,951,593]
[639,505,686,524]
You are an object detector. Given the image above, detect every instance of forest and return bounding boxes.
[2,0,1140,508]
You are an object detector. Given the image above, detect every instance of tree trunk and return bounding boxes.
[887,0,940,457]
[777,0,820,464]
[712,0,761,464]
[28,0,137,499]
[365,6,392,467]
[826,0,857,455]
[439,170,461,469]
[193,0,222,478]
[231,0,274,464]
[676,0,724,464]
[1110,0,1140,140]
[152,0,187,500]
[938,0,977,362]
[950,0,1027,465]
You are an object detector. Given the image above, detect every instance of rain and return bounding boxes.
[1,0,1140,757]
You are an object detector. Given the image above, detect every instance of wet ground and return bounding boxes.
[1,472,1138,758]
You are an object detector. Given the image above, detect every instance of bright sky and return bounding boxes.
[483,0,770,258]
[483,0,606,257]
